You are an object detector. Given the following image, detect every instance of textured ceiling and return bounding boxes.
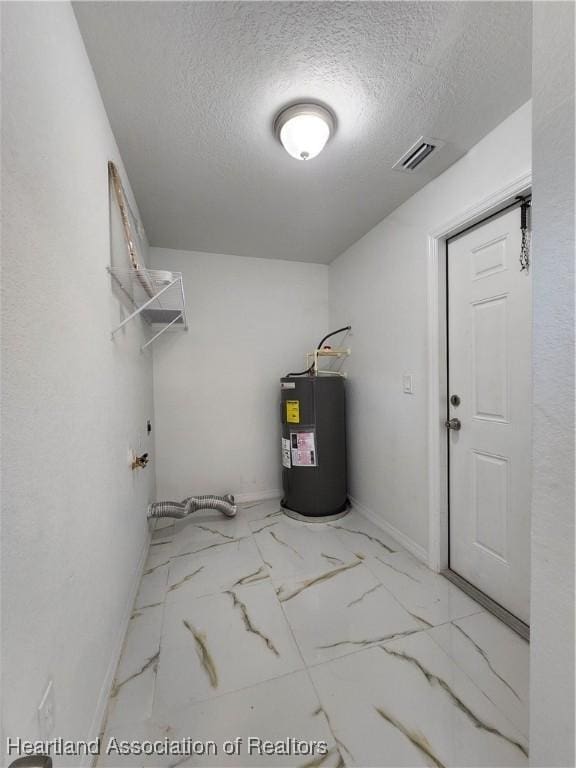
[74,1,532,263]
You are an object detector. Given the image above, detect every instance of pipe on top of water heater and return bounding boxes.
[286,325,352,377]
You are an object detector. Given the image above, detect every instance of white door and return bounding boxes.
[448,206,531,624]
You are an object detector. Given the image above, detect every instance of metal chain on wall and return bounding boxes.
[519,198,531,272]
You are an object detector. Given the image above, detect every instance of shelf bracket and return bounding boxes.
[141,311,184,350]
[107,267,188,350]
[109,275,181,337]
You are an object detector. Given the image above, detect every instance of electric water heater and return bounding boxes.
[280,375,348,519]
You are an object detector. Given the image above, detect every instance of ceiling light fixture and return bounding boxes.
[274,103,335,161]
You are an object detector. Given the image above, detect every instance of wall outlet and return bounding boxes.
[38,680,55,741]
[402,374,414,394]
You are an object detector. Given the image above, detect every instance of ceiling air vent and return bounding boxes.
[393,136,444,173]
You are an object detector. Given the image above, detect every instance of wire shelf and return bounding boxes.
[107,267,188,350]
[306,347,351,377]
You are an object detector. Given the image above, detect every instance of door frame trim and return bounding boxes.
[426,171,532,573]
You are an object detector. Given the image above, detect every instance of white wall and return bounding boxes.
[151,248,329,501]
[529,3,575,765]
[329,101,531,556]
[1,3,155,759]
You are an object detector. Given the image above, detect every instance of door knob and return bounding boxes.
[445,417,462,431]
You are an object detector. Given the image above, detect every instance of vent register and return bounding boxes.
[393,136,445,172]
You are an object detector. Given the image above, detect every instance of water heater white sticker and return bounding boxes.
[290,431,317,467]
[282,438,291,468]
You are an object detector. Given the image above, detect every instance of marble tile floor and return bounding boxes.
[99,499,529,768]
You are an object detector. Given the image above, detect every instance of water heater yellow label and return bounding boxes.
[286,400,300,423]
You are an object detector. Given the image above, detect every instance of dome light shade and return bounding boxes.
[275,103,334,161]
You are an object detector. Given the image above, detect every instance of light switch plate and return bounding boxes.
[403,374,414,394]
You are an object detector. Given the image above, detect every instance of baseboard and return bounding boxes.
[234,489,282,503]
[83,533,150,765]
[349,495,428,565]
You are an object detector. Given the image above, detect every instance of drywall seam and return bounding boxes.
[349,496,428,564]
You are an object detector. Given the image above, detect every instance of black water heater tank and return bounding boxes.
[280,375,348,518]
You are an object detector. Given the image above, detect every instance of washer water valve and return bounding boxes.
[131,452,149,470]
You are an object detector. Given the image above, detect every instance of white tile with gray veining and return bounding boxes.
[105,604,164,731]
[328,509,401,560]
[134,561,170,611]
[154,580,304,718]
[171,514,252,558]
[310,630,528,767]
[365,550,483,626]
[276,559,424,665]
[98,498,529,767]
[428,611,530,737]
[167,536,267,603]
[150,518,175,543]
[99,671,343,767]
[144,540,173,571]
[252,516,354,581]
[153,516,177,531]
[237,498,285,522]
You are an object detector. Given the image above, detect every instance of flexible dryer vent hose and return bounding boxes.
[147,494,237,519]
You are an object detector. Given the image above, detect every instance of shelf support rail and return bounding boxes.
[178,274,189,331]
[141,310,184,350]
[109,275,181,337]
